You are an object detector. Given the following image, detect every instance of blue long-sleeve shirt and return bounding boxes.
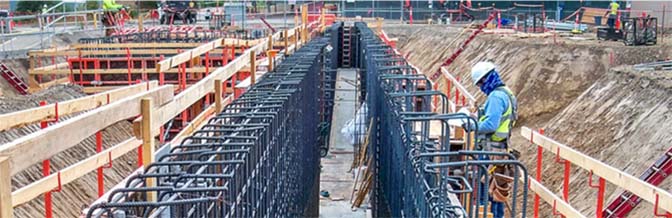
[478,89,510,134]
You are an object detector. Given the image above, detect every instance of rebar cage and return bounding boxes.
[85,26,339,218]
[353,22,529,218]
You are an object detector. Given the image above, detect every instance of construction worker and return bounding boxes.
[103,0,124,11]
[470,61,518,218]
[604,0,620,29]
[41,4,49,26]
[102,0,125,36]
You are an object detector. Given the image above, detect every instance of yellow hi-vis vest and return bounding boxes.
[479,86,517,142]
[610,2,620,15]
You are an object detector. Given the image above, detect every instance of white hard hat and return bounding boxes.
[471,61,497,85]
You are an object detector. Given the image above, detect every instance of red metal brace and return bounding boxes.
[654,194,672,218]
[588,170,606,218]
[52,171,62,192]
[103,152,113,169]
[552,200,563,217]
[555,147,570,202]
[534,128,544,218]
[158,55,165,85]
[454,76,461,106]
[555,147,566,164]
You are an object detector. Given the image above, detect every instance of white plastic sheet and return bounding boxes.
[340,102,368,145]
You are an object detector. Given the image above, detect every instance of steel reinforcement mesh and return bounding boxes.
[355,22,529,218]
[85,26,339,218]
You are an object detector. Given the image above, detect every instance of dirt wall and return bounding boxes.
[0,85,139,217]
[384,25,672,217]
[535,68,672,217]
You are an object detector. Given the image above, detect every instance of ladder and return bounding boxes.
[603,145,672,217]
[342,24,353,68]
[0,63,29,95]
[429,12,496,82]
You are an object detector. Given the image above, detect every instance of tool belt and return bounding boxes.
[488,164,515,203]
[482,140,515,203]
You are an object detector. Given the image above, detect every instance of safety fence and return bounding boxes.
[355,22,529,218]
[522,127,672,217]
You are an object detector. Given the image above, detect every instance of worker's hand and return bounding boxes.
[461,122,476,133]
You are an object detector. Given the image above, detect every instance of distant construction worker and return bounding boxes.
[103,0,124,12]
[41,4,49,26]
[102,0,125,36]
[470,61,518,218]
[604,0,620,29]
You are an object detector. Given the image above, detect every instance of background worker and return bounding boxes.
[102,0,125,36]
[469,61,518,218]
[604,0,620,29]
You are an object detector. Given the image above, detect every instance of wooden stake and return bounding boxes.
[301,5,308,43]
[93,13,97,29]
[0,156,12,218]
[140,98,156,202]
[295,29,300,48]
[250,51,256,85]
[267,51,274,72]
[214,79,222,113]
[267,34,273,51]
[138,15,143,32]
[284,29,289,55]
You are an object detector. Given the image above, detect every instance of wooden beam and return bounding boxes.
[525,176,585,218]
[37,77,70,89]
[11,138,141,207]
[31,49,233,57]
[168,95,233,149]
[140,98,156,202]
[0,156,11,218]
[81,85,184,94]
[30,67,215,75]
[27,46,70,55]
[32,62,69,72]
[0,85,173,176]
[235,44,298,89]
[153,26,295,73]
[156,38,224,73]
[135,42,267,138]
[440,67,476,105]
[72,43,203,49]
[521,127,672,213]
[132,27,297,137]
[250,50,256,85]
[267,51,274,72]
[214,80,222,113]
[0,81,158,132]
[284,29,289,56]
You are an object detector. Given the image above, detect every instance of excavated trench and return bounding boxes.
[385,25,672,217]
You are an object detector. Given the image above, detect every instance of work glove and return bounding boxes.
[461,122,476,133]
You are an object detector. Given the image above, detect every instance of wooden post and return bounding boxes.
[140,98,156,202]
[302,5,308,43]
[284,29,289,55]
[93,13,98,29]
[267,34,273,51]
[250,51,256,85]
[0,156,12,218]
[138,15,143,32]
[214,79,222,113]
[267,51,274,72]
[295,29,299,48]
